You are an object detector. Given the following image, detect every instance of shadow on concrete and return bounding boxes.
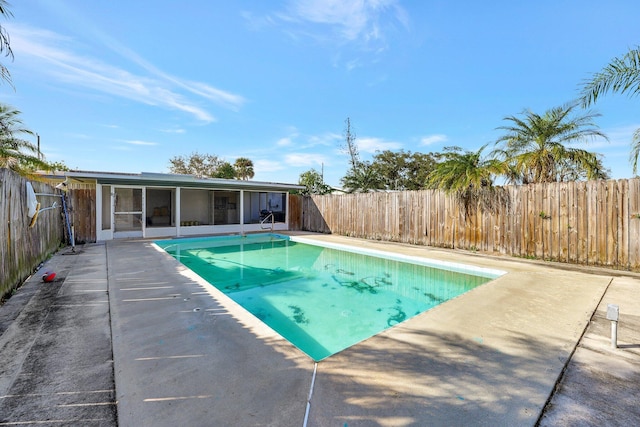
[108,240,314,427]
[0,244,116,426]
[310,326,571,426]
[539,308,640,426]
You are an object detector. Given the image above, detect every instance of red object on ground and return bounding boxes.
[42,272,56,282]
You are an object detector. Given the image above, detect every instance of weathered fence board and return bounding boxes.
[297,177,640,272]
[618,179,629,268]
[68,188,96,244]
[629,179,640,269]
[1,169,65,300]
[288,193,303,230]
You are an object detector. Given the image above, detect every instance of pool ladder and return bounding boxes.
[260,211,274,231]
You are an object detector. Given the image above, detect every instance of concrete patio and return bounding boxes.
[1,233,639,426]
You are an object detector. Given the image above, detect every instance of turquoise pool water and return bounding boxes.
[155,234,500,361]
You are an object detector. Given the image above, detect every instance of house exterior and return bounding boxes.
[45,171,304,242]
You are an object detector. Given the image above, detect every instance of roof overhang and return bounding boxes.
[47,170,304,192]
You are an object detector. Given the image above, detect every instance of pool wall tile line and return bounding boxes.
[289,235,506,278]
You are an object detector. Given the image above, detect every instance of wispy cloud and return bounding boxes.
[276,137,294,147]
[565,124,638,150]
[603,124,639,147]
[275,129,341,149]
[284,152,330,167]
[122,140,159,146]
[281,0,407,44]
[254,0,409,67]
[421,134,448,146]
[254,158,285,173]
[8,24,245,123]
[160,128,186,134]
[357,136,402,153]
[307,132,342,147]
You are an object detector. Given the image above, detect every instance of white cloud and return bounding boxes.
[284,152,330,167]
[603,124,639,147]
[254,159,285,173]
[346,58,363,71]
[276,137,294,147]
[284,0,405,43]
[185,82,245,111]
[266,0,409,60]
[8,23,245,123]
[421,134,448,146]
[306,132,342,147]
[564,124,638,149]
[357,136,402,153]
[122,140,159,146]
[64,132,91,139]
[274,129,341,149]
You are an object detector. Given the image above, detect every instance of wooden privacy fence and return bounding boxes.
[0,168,65,300]
[297,178,640,271]
[65,185,96,244]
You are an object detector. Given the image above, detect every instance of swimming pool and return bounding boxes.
[155,234,503,361]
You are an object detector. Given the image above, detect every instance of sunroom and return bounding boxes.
[49,171,303,241]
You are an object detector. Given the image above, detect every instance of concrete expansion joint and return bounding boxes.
[302,362,318,427]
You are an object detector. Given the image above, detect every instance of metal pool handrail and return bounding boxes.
[260,211,274,231]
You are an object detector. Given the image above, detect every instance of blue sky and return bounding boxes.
[3,1,639,187]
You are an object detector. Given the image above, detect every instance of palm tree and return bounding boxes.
[494,103,609,184]
[233,157,254,180]
[579,47,640,174]
[0,0,13,86]
[0,103,47,175]
[426,145,507,213]
[340,160,382,193]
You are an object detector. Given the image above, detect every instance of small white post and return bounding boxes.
[606,304,619,349]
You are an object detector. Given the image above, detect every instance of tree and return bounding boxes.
[579,47,640,174]
[168,152,230,178]
[368,150,407,190]
[426,145,507,213]
[494,103,609,184]
[0,103,48,175]
[340,161,381,193]
[0,0,13,86]
[297,169,332,195]
[339,117,383,192]
[46,160,70,172]
[233,157,254,180]
[369,150,438,190]
[216,161,236,179]
[405,152,438,190]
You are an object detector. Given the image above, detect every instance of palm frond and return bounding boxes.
[580,47,640,107]
[494,103,607,183]
[630,128,640,176]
